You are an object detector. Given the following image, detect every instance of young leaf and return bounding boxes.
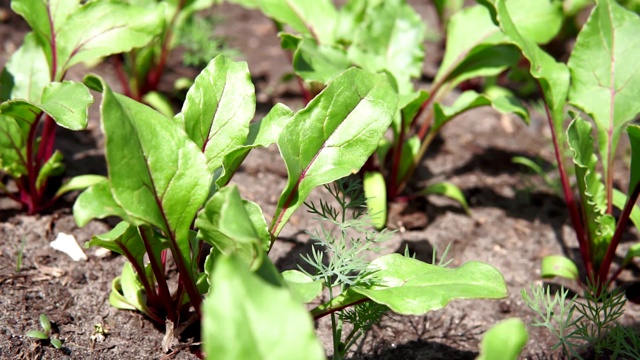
[315,254,507,316]
[347,0,425,94]
[35,151,64,191]
[0,115,29,178]
[363,171,387,230]
[54,174,107,198]
[73,180,130,228]
[26,330,48,340]
[217,103,294,187]
[541,255,579,280]
[567,118,613,261]
[176,55,256,173]
[290,38,351,84]
[281,270,323,303]
[419,182,470,214]
[271,68,397,236]
[39,314,51,333]
[196,185,269,267]
[568,0,640,179]
[477,318,528,360]
[203,254,324,360]
[1,33,49,102]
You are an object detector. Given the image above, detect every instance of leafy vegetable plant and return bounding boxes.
[226,0,577,228]
[0,0,162,213]
[26,313,62,350]
[480,0,640,289]
[74,52,509,356]
[110,0,224,113]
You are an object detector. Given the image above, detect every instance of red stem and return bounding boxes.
[112,55,134,99]
[140,226,177,323]
[597,184,640,283]
[542,101,593,281]
[388,116,407,199]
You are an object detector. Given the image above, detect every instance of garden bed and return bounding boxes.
[1,1,640,359]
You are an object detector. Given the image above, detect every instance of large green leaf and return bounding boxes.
[85,74,210,267]
[481,0,570,135]
[567,118,614,262]
[347,0,425,94]
[313,254,507,316]
[196,185,269,267]
[87,222,147,268]
[271,68,397,236]
[176,55,255,173]
[203,255,324,360]
[73,179,130,227]
[568,0,640,179]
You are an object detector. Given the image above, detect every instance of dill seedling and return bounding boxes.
[301,178,392,360]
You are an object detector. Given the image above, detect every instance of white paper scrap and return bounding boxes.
[50,232,88,261]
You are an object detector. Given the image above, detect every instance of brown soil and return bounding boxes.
[1,2,640,360]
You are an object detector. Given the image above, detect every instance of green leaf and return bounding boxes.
[1,33,49,102]
[419,182,469,214]
[622,243,640,267]
[39,314,51,333]
[50,338,62,349]
[176,55,255,173]
[505,0,562,44]
[196,185,270,268]
[87,74,210,255]
[87,222,153,270]
[217,103,294,187]
[567,118,612,260]
[432,89,527,131]
[482,0,570,137]
[271,68,397,236]
[35,151,64,192]
[568,0,640,177]
[142,91,174,118]
[0,115,29,177]
[54,174,106,199]
[363,171,387,230]
[541,255,579,280]
[612,188,640,235]
[108,277,138,311]
[627,124,640,195]
[202,255,324,360]
[26,330,48,340]
[435,5,509,87]
[73,180,129,228]
[347,0,425,94]
[332,254,507,315]
[290,38,350,85]
[477,318,528,360]
[110,262,151,314]
[246,0,337,45]
[281,270,323,303]
[0,81,93,131]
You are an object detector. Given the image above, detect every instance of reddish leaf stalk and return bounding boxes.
[542,101,593,280]
[113,55,134,99]
[119,244,164,324]
[598,183,640,283]
[387,115,407,199]
[140,226,177,323]
[312,297,369,321]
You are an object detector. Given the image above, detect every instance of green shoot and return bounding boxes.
[26,314,62,349]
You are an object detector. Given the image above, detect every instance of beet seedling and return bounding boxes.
[0,0,163,214]
[481,0,640,291]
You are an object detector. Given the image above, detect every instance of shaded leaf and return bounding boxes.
[419,182,469,214]
[290,38,350,84]
[1,33,49,102]
[35,150,64,192]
